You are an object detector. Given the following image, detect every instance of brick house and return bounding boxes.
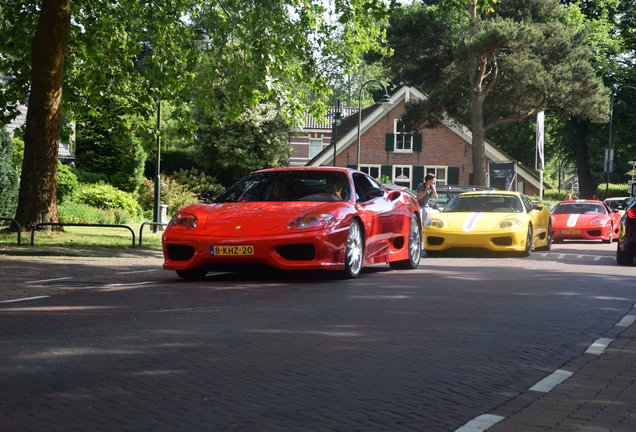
[291,85,542,196]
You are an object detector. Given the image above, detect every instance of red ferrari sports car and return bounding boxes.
[162,167,422,279]
[551,199,621,243]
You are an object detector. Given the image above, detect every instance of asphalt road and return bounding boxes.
[0,241,633,431]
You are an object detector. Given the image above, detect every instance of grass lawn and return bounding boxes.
[0,223,163,249]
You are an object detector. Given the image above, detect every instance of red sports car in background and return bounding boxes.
[551,200,621,243]
[162,167,422,279]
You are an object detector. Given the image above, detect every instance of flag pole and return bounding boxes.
[536,111,545,200]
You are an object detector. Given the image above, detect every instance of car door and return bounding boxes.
[352,173,397,262]
[522,194,549,246]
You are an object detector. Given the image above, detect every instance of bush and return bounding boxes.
[171,168,224,197]
[58,201,104,224]
[74,182,142,219]
[57,162,80,203]
[0,128,19,218]
[138,176,198,217]
[58,201,134,225]
[145,148,205,178]
[596,183,629,201]
[73,168,109,184]
[542,189,577,201]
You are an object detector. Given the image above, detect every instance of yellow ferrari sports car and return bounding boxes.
[424,191,552,256]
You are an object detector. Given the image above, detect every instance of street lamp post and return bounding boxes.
[153,98,161,233]
[333,98,343,166]
[356,80,391,170]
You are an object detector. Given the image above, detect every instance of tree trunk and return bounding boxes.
[466,0,487,186]
[15,0,71,229]
[471,95,487,186]
[572,119,596,199]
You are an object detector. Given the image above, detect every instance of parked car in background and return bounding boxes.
[551,200,621,243]
[617,201,636,266]
[162,167,422,280]
[604,197,635,216]
[424,191,552,256]
[428,185,496,214]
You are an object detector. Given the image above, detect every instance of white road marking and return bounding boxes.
[103,281,158,287]
[455,414,505,432]
[529,369,573,393]
[115,269,158,275]
[25,277,72,285]
[585,337,614,355]
[615,315,636,328]
[0,295,50,304]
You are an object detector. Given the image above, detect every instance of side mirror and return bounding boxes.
[532,203,544,211]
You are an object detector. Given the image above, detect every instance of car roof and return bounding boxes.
[435,185,496,192]
[458,190,523,197]
[255,166,357,175]
[558,199,604,204]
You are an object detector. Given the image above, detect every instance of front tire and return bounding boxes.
[390,213,421,270]
[519,225,533,257]
[617,243,634,266]
[603,225,613,243]
[343,220,363,279]
[537,220,552,251]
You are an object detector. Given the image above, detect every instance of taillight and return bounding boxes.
[627,207,636,218]
[168,213,198,230]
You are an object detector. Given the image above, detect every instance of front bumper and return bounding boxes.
[424,227,528,252]
[162,225,350,272]
[552,225,611,241]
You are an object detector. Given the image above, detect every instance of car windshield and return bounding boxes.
[552,202,606,215]
[214,171,351,203]
[443,194,523,213]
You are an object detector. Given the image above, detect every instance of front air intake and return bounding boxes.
[166,244,195,261]
[276,244,315,261]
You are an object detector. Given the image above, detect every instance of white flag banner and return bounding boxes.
[536,110,545,170]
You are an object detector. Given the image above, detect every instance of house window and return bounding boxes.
[309,138,323,158]
[360,165,381,180]
[394,119,413,152]
[424,166,447,186]
[393,165,412,189]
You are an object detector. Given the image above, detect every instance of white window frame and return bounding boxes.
[360,164,382,180]
[393,119,413,153]
[424,166,448,186]
[309,138,323,158]
[393,165,413,189]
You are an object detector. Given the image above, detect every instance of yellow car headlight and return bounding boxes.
[427,218,444,229]
[499,218,522,229]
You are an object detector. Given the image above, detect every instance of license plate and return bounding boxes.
[561,229,580,234]
[211,245,254,256]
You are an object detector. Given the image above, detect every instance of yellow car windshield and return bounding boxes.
[444,195,523,213]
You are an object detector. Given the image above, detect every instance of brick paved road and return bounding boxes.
[0,242,633,431]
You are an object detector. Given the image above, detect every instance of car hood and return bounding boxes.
[200,202,344,236]
[435,212,526,232]
[551,213,609,227]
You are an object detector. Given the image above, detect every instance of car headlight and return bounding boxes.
[590,218,605,225]
[168,213,198,230]
[499,218,522,229]
[287,212,335,230]
[427,219,444,229]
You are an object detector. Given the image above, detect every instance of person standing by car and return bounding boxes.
[417,173,439,224]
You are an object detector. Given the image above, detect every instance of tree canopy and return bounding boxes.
[0,0,391,227]
[383,0,609,187]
